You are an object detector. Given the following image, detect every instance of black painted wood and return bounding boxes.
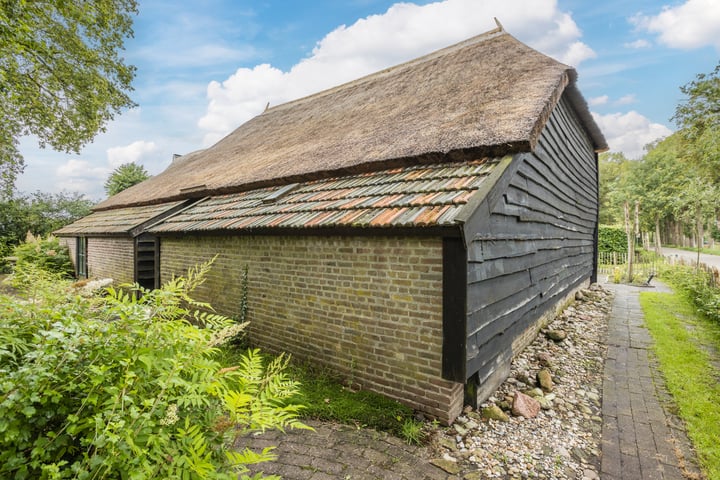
[442,236,467,382]
[462,92,598,382]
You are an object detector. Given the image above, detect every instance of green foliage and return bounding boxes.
[0,0,138,195]
[0,259,308,479]
[400,419,425,446]
[598,152,632,225]
[287,362,414,436]
[660,264,720,324]
[639,291,720,478]
[0,191,93,272]
[598,226,627,253]
[11,233,74,278]
[104,162,151,196]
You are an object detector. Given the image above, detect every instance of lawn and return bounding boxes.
[639,291,720,479]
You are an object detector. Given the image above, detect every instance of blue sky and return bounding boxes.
[16,0,720,200]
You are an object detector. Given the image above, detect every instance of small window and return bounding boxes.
[77,237,88,278]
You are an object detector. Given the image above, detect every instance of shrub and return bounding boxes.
[598,225,628,253]
[12,233,73,277]
[660,264,720,324]
[0,260,307,479]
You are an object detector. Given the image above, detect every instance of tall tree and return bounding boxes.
[598,152,631,225]
[674,62,720,183]
[0,1,138,196]
[104,162,149,196]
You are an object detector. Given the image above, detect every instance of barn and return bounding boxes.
[57,26,607,423]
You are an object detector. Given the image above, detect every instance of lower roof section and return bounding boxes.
[55,200,187,236]
[149,158,499,234]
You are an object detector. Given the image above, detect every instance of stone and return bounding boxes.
[524,387,544,398]
[575,290,585,301]
[464,473,484,480]
[537,396,553,410]
[536,352,553,367]
[537,368,554,392]
[546,329,567,342]
[512,391,541,418]
[430,458,461,474]
[481,404,510,422]
[453,423,468,436]
[438,437,457,451]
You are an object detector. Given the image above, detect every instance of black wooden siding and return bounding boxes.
[462,93,598,384]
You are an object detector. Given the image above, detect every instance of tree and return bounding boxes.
[598,152,631,225]
[0,191,93,271]
[674,62,720,183]
[104,162,150,196]
[0,1,138,196]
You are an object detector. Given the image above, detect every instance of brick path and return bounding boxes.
[237,421,454,480]
[238,281,706,480]
[601,283,703,480]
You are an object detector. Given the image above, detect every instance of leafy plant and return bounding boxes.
[660,264,720,324]
[400,419,425,446]
[11,232,74,277]
[598,226,628,253]
[0,259,307,479]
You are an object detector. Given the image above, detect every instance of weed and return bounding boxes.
[400,419,425,446]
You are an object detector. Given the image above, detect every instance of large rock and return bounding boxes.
[512,391,541,419]
[546,329,567,342]
[481,404,510,422]
[537,368,554,392]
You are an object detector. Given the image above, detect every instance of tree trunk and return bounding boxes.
[696,205,703,271]
[655,217,662,255]
[624,201,634,282]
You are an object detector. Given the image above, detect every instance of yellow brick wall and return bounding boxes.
[160,234,464,422]
[89,237,134,283]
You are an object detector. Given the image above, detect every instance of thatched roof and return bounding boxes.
[96,27,606,211]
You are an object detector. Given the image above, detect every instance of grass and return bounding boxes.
[639,290,720,479]
[286,361,416,438]
[216,346,418,440]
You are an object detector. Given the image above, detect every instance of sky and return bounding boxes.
[15,0,720,200]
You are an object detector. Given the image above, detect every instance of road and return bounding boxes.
[661,247,720,270]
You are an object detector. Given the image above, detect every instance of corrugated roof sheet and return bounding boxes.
[55,201,186,235]
[150,159,497,233]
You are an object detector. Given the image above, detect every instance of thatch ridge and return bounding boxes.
[95,28,606,211]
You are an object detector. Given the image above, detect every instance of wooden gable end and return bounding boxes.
[459,93,599,393]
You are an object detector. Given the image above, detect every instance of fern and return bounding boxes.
[0,258,307,479]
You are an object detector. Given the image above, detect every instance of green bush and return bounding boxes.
[598,226,628,253]
[12,233,73,277]
[0,260,307,479]
[661,264,720,324]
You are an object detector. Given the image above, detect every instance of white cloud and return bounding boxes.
[631,0,720,50]
[55,159,111,193]
[589,95,609,106]
[199,0,596,145]
[616,94,636,105]
[106,140,158,168]
[624,39,651,49]
[592,111,673,159]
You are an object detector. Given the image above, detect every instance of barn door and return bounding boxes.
[135,233,159,290]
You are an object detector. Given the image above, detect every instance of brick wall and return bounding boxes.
[160,234,464,423]
[86,237,135,283]
[58,237,77,274]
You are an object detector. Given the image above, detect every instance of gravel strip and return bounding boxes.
[428,284,613,480]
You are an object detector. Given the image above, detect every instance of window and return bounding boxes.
[77,237,88,278]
